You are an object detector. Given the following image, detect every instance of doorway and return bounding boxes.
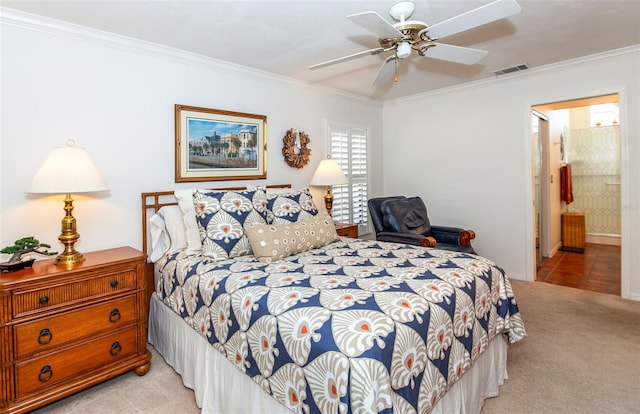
[531,94,621,295]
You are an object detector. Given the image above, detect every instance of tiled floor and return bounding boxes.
[537,243,621,295]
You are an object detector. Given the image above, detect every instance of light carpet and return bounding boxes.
[33,280,640,414]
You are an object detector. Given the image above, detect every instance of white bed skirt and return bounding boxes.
[148,294,508,414]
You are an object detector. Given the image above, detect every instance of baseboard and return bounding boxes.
[586,233,621,246]
[548,242,561,257]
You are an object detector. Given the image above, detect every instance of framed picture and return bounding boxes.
[175,104,267,182]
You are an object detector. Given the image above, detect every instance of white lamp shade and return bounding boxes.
[310,159,348,186]
[26,140,109,194]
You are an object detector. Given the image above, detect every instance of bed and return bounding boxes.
[141,185,526,414]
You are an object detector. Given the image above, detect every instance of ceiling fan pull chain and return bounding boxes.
[394,58,399,83]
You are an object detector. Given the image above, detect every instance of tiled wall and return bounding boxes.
[566,125,621,235]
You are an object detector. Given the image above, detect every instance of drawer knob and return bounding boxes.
[110,280,119,288]
[39,295,49,306]
[109,308,121,323]
[110,341,122,356]
[38,365,53,382]
[38,328,53,345]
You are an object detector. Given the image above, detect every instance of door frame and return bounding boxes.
[532,110,550,267]
[525,87,629,298]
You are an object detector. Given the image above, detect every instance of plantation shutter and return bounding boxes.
[328,124,369,231]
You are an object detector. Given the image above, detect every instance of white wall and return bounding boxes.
[0,11,383,256]
[3,10,638,301]
[382,48,640,300]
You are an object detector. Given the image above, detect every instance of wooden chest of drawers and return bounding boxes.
[0,247,151,414]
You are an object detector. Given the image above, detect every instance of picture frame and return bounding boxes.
[175,104,267,182]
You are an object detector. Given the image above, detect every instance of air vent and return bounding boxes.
[493,64,529,76]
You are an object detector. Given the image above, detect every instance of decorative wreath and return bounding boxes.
[282,129,311,169]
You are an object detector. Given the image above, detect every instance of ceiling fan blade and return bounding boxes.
[428,0,522,40]
[348,11,403,39]
[372,56,397,86]
[308,47,385,70]
[424,43,488,65]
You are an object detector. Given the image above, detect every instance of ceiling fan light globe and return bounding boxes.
[396,41,412,59]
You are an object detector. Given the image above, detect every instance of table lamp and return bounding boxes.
[26,140,109,265]
[310,158,348,216]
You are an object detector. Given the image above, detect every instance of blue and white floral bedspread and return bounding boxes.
[155,238,526,414]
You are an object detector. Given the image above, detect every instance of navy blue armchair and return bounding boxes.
[368,196,476,254]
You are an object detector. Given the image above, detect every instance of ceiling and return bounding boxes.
[2,0,639,101]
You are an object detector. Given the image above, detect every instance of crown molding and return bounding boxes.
[385,45,640,105]
[1,7,379,105]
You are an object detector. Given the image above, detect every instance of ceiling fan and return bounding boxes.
[308,0,522,86]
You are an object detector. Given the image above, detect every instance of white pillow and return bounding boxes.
[149,206,187,262]
[149,212,169,262]
[266,186,296,195]
[247,185,293,196]
[175,189,203,252]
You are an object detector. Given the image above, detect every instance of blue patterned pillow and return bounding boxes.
[193,188,268,259]
[265,188,319,224]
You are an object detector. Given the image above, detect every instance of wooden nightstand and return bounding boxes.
[0,247,151,414]
[335,223,358,238]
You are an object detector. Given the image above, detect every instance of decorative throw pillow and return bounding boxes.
[265,188,318,224]
[193,188,268,259]
[245,212,339,263]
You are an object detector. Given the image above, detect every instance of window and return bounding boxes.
[327,123,369,232]
[590,103,619,127]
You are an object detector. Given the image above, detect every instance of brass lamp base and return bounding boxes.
[55,193,85,266]
[324,186,334,216]
[55,251,85,266]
